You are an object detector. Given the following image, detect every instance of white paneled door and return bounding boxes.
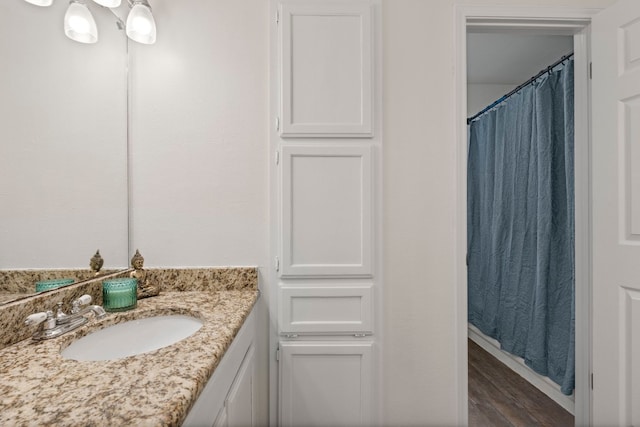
[279,342,372,427]
[279,2,373,137]
[280,145,373,278]
[592,0,640,425]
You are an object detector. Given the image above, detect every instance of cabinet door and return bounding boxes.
[280,145,373,277]
[182,309,256,427]
[279,2,373,137]
[279,285,373,334]
[279,342,372,427]
[213,406,228,427]
[226,344,256,427]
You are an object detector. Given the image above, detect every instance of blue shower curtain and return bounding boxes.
[467,59,575,395]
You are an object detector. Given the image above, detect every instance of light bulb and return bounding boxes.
[64,0,98,44]
[126,1,156,44]
[131,15,152,35]
[91,0,121,7]
[23,0,54,6]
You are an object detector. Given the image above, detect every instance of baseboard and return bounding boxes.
[468,324,575,415]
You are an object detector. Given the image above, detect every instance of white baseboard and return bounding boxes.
[468,324,575,415]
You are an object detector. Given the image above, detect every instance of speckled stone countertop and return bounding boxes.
[0,267,258,349]
[0,289,258,427]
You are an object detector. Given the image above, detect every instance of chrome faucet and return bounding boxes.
[56,295,106,324]
[24,295,106,341]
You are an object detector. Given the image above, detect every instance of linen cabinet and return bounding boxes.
[271,1,381,425]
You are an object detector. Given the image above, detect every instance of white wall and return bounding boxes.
[467,84,514,117]
[382,2,458,423]
[0,1,129,268]
[128,0,269,268]
[382,0,614,425]
[466,33,573,116]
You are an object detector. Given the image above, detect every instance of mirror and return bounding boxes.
[0,2,130,303]
[0,263,134,305]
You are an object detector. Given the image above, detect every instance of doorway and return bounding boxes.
[466,30,576,419]
[454,6,593,426]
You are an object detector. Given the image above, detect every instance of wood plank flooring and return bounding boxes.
[468,339,574,427]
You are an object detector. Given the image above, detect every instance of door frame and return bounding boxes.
[454,5,603,426]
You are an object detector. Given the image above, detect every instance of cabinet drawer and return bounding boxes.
[279,286,373,334]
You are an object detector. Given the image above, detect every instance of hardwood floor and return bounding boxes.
[468,339,574,427]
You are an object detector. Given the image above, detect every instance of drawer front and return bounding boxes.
[279,285,373,334]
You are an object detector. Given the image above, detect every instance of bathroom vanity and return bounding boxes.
[0,269,259,426]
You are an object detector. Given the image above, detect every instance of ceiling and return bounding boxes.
[467,33,573,85]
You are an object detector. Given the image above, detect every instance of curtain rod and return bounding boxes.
[467,52,574,125]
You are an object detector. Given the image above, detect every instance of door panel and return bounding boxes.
[279,342,372,427]
[279,285,373,334]
[279,2,373,137]
[592,0,640,424]
[226,345,255,427]
[280,145,373,277]
[622,95,640,239]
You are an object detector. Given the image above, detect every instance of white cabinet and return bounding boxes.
[272,1,380,425]
[280,145,373,278]
[278,342,373,427]
[212,344,256,427]
[279,2,373,137]
[213,408,227,427]
[183,309,256,427]
[279,285,373,334]
[226,345,256,427]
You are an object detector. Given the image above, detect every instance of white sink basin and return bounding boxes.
[61,314,204,361]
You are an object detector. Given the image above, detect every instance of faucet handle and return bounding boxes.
[71,294,92,314]
[25,312,48,326]
[25,311,56,330]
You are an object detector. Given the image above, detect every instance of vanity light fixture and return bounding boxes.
[92,0,121,7]
[64,0,98,44]
[22,0,156,45]
[23,0,54,6]
[125,0,156,45]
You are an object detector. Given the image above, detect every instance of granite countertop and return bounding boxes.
[0,290,258,427]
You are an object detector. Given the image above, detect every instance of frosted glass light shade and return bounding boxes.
[64,1,98,44]
[91,0,121,7]
[24,0,54,6]
[126,1,156,44]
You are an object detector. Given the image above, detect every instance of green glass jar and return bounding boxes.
[35,278,74,292]
[102,278,138,312]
